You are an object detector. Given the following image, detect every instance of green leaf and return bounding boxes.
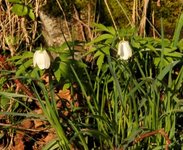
[93,50,103,59]
[97,54,104,71]
[156,61,179,82]
[174,66,183,91]
[0,96,10,109]
[172,12,183,47]
[146,44,157,51]
[16,59,33,76]
[30,67,41,79]
[0,91,31,98]
[92,23,115,35]
[0,77,6,88]
[11,4,28,16]
[88,34,114,45]
[54,67,62,81]
[42,139,60,150]
[102,46,110,55]
[60,61,73,79]
[131,40,141,49]
[28,9,35,20]
[8,52,33,66]
[63,83,71,91]
[177,39,183,52]
[164,52,183,58]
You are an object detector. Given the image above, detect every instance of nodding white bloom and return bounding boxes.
[117,41,132,60]
[33,50,50,69]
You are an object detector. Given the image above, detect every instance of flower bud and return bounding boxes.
[33,50,50,69]
[117,41,132,60]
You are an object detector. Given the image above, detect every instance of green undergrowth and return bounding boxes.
[0,3,183,150]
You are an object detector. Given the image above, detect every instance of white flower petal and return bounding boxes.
[33,50,50,69]
[33,51,39,67]
[118,41,132,60]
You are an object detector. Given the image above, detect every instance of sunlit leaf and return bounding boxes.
[28,9,35,20]
[92,23,115,35]
[97,54,104,70]
[11,4,28,16]
[88,34,114,45]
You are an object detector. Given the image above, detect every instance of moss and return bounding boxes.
[106,0,132,27]
[75,0,89,9]
[42,0,74,18]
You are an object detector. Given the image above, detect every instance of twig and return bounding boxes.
[0,122,49,132]
[133,128,171,150]
[14,79,34,98]
[104,0,118,32]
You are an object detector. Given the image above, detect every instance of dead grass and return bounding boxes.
[0,0,45,55]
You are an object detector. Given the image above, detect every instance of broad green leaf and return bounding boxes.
[11,4,28,16]
[93,50,102,59]
[60,61,73,79]
[92,23,115,35]
[88,34,114,45]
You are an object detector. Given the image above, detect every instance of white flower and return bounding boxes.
[33,50,50,69]
[117,41,132,60]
